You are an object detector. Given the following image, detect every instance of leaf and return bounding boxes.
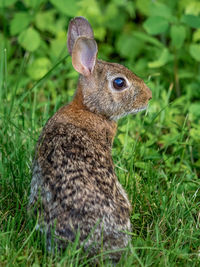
[132,31,163,48]
[0,0,16,7]
[189,44,200,61]
[18,27,41,52]
[10,12,31,35]
[149,2,173,21]
[116,33,145,59]
[136,0,151,16]
[185,1,200,16]
[143,16,169,35]
[181,14,200,29]
[105,3,126,32]
[148,48,171,68]
[27,57,52,80]
[23,0,44,7]
[35,11,55,33]
[136,0,175,22]
[50,0,78,16]
[170,25,186,49]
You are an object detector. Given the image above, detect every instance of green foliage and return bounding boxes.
[143,16,169,35]
[182,14,200,28]
[189,43,200,61]
[1,0,200,84]
[10,12,31,35]
[50,0,78,16]
[0,0,16,7]
[170,25,186,49]
[0,0,200,266]
[18,27,41,52]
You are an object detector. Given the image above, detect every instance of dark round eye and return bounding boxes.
[113,77,126,90]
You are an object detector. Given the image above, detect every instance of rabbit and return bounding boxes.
[29,16,152,261]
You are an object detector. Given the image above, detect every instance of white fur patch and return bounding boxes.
[110,106,147,121]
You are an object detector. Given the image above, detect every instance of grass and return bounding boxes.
[0,46,200,267]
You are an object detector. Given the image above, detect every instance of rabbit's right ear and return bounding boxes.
[72,37,97,77]
[67,17,94,56]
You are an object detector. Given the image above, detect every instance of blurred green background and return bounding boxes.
[1,0,200,101]
[1,0,200,171]
[1,0,200,265]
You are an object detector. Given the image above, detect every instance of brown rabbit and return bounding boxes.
[29,16,152,261]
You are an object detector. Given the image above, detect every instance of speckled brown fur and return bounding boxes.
[29,16,152,261]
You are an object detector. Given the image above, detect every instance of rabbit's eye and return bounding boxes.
[113,77,126,90]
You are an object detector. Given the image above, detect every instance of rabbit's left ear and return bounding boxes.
[67,16,94,56]
[72,37,97,77]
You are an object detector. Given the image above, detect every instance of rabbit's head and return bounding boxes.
[67,17,152,120]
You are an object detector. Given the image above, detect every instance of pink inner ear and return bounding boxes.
[81,40,97,73]
[72,37,97,77]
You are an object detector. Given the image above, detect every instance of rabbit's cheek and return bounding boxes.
[137,91,151,108]
[111,92,124,103]
[130,84,150,109]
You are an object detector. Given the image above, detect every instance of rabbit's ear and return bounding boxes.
[67,17,94,56]
[72,37,97,77]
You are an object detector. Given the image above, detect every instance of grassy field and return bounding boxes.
[1,0,200,266]
[0,48,200,266]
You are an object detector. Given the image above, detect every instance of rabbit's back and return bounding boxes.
[29,106,131,254]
